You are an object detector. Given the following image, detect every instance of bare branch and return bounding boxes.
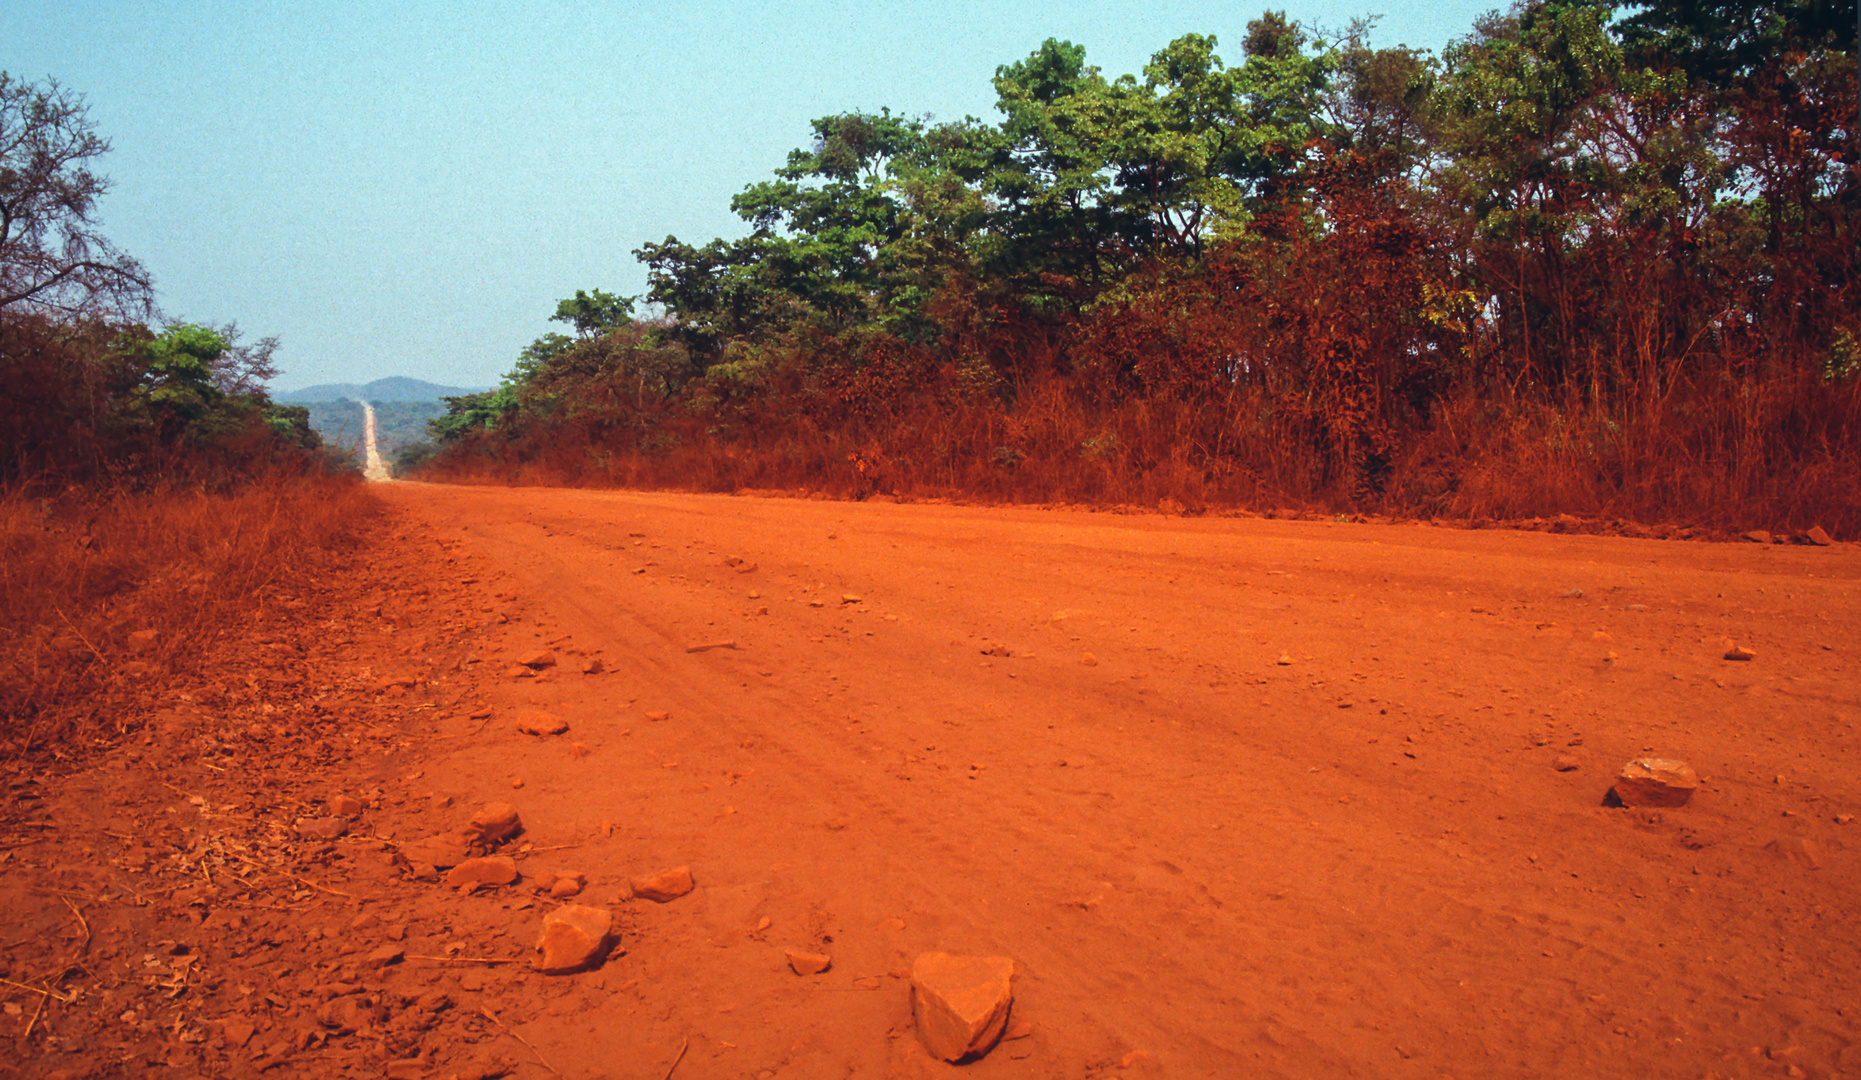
[0,71,153,320]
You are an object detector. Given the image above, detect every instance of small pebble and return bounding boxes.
[786,949,832,975]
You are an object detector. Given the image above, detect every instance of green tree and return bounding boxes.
[638,110,963,353]
[262,403,322,451]
[728,110,929,325]
[509,332,576,384]
[430,386,522,441]
[1329,21,1441,180]
[1615,0,1858,92]
[1436,1,1640,384]
[1616,0,1858,363]
[987,38,1138,284]
[987,26,1337,272]
[551,288,635,338]
[139,324,229,427]
[634,235,792,360]
[522,321,693,411]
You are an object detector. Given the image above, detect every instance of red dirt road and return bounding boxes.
[380,482,1860,1079]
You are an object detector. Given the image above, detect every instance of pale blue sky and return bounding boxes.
[6,0,1502,390]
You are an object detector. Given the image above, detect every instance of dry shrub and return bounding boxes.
[425,349,1861,536]
[423,373,1309,511]
[0,469,378,752]
[1382,370,1861,535]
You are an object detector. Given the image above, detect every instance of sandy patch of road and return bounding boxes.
[361,401,391,482]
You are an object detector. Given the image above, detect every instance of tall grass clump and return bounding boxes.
[0,468,376,751]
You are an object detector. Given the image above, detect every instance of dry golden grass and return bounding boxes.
[0,471,378,753]
[419,365,1861,539]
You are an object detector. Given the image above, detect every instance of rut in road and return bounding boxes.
[378,483,1861,1080]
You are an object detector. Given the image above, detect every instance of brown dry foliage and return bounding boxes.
[0,470,378,752]
[421,366,1860,540]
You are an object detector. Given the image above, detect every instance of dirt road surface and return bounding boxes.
[367,483,1857,1079]
[360,402,391,482]
[9,482,1854,1080]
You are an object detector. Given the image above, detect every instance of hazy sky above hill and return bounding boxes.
[7,0,1501,391]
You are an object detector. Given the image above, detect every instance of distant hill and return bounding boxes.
[273,377,486,404]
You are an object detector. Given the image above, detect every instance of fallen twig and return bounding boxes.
[479,1006,561,1077]
[218,898,311,913]
[21,988,45,1041]
[52,607,108,666]
[60,897,89,955]
[110,880,158,906]
[0,977,72,1003]
[230,855,354,900]
[662,1037,689,1080]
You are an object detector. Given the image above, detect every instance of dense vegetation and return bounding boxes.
[424,1,1859,532]
[0,72,330,487]
[1,72,368,742]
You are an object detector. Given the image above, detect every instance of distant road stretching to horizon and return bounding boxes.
[359,401,391,482]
